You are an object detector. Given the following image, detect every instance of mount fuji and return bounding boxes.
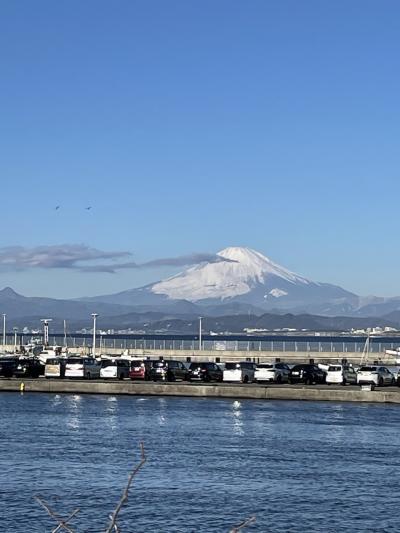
[86,247,362,315]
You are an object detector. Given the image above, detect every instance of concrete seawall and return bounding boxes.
[2,379,400,404]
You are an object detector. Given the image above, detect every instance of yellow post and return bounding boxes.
[19,382,25,392]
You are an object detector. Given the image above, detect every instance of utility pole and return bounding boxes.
[91,313,98,357]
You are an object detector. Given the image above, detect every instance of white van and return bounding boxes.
[44,358,66,378]
[65,357,101,379]
[223,362,256,384]
[100,359,130,380]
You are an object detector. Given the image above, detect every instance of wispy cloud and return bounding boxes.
[0,245,234,274]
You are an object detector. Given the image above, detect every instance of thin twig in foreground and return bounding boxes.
[229,515,256,533]
[34,495,79,533]
[105,441,147,533]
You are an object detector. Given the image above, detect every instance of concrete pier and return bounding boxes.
[2,379,400,404]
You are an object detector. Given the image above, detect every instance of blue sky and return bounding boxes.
[1,0,400,298]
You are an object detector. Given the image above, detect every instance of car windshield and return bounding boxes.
[101,360,116,367]
[189,363,204,369]
[67,358,83,364]
[359,366,377,371]
[256,364,274,369]
[225,363,241,370]
[292,365,310,371]
[153,361,167,368]
[328,366,342,371]
[46,358,60,365]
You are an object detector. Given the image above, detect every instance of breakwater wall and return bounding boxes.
[2,379,400,404]
[2,345,392,365]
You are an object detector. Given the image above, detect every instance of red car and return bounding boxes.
[129,359,153,381]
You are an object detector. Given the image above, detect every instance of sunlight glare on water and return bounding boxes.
[0,393,400,532]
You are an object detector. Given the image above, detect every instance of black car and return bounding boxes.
[150,360,188,382]
[0,358,19,378]
[14,358,43,378]
[289,364,326,385]
[188,362,223,382]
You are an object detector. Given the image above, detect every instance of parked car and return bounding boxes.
[188,362,223,382]
[45,358,66,378]
[289,364,326,385]
[326,364,357,385]
[0,358,19,378]
[254,362,290,383]
[14,358,43,378]
[100,359,130,380]
[357,366,395,386]
[385,366,400,382]
[223,362,256,383]
[65,357,101,379]
[129,359,153,381]
[150,360,188,382]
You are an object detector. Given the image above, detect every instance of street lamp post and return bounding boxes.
[13,327,18,352]
[199,317,203,351]
[91,313,99,357]
[2,314,6,347]
[40,319,52,347]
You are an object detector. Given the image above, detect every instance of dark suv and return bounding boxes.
[188,362,223,382]
[150,360,188,382]
[289,364,326,385]
[14,358,43,378]
[0,358,19,378]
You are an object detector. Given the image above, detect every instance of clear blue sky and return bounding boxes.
[1,0,400,298]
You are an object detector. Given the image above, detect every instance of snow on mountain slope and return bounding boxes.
[151,247,312,301]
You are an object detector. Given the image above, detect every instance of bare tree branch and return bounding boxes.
[105,442,147,533]
[229,516,256,533]
[34,495,79,533]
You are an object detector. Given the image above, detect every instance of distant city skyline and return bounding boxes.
[1,1,400,297]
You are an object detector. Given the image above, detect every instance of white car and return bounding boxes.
[65,357,102,379]
[254,363,290,383]
[223,362,256,384]
[326,365,357,385]
[357,365,395,386]
[100,359,130,380]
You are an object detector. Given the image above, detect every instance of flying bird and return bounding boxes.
[55,206,60,210]
[85,206,92,210]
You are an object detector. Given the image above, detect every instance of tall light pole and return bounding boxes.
[41,319,52,347]
[91,313,98,357]
[199,316,203,351]
[2,314,6,347]
[13,327,18,352]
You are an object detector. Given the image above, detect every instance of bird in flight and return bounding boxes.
[55,206,60,210]
[85,206,92,210]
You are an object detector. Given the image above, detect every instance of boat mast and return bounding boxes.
[63,320,67,348]
[360,333,370,366]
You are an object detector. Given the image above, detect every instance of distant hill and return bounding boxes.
[37,310,398,335]
[0,287,136,322]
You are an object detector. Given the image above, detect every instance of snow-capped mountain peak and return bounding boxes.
[151,246,311,302]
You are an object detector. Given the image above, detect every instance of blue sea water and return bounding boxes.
[0,393,399,532]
